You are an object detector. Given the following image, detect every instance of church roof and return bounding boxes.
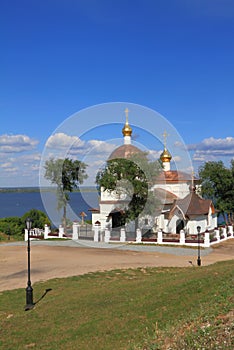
[169,191,215,220]
[155,170,199,184]
[108,144,143,160]
[154,188,178,204]
[99,200,129,204]
[89,208,100,213]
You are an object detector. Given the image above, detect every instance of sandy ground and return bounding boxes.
[0,239,233,292]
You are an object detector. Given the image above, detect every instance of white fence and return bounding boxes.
[25,223,234,248]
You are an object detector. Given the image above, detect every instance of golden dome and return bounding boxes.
[160,148,172,163]
[122,123,132,137]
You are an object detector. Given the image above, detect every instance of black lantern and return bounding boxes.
[197,226,202,266]
[25,218,34,310]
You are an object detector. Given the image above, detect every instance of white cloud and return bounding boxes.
[3,167,18,173]
[46,133,118,157]
[147,150,162,160]
[85,140,116,155]
[0,134,38,153]
[173,155,182,162]
[0,151,42,186]
[189,137,234,162]
[188,136,234,151]
[1,162,12,168]
[46,133,85,150]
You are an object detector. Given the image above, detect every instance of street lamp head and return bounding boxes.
[197,226,201,233]
[26,218,32,230]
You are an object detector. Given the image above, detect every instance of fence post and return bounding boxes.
[180,230,185,245]
[94,223,100,242]
[204,230,210,247]
[59,225,64,238]
[228,225,233,237]
[136,228,142,243]
[157,230,163,244]
[104,228,110,243]
[72,222,79,240]
[214,228,220,242]
[120,228,126,242]
[222,226,227,239]
[44,224,50,239]
[25,229,34,241]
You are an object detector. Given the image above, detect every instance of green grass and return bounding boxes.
[0,261,233,349]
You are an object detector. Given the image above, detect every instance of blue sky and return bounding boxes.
[1,0,234,187]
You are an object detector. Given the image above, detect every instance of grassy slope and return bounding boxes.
[0,261,233,350]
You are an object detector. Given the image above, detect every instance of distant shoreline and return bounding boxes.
[0,187,97,193]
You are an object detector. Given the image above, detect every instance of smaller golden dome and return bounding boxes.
[160,148,172,163]
[122,123,132,137]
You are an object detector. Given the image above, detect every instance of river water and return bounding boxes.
[0,191,99,227]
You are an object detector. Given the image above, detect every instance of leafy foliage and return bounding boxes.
[199,160,234,223]
[96,153,162,226]
[21,208,50,228]
[0,216,23,237]
[0,209,50,240]
[44,158,88,227]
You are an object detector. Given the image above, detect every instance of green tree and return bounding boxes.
[21,209,50,228]
[0,217,23,239]
[96,152,162,228]
[198,161,234,224]
[44,158,88,229]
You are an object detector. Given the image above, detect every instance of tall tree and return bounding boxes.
[44,158,88,229]
[198,161,234,224]
[22,209,50,229]
[96,152,162,228]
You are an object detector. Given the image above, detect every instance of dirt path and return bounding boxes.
[0,239,233,292]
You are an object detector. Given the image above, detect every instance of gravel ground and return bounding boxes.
[0,238,233,292]
[0,239,212,256]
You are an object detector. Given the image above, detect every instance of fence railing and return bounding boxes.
[25,223,234,248]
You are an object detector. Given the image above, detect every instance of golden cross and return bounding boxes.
[162,130,169,148]
[125,108,129,124]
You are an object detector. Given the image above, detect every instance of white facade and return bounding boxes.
[91,116,217,235]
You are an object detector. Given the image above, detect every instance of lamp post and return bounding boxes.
[25,218,34,310]
[197,226,201,266]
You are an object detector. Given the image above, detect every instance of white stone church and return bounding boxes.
[91,112,217,236]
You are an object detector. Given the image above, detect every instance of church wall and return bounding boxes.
[166,214,212,235]
[166,214,182,234]
[207,213,217,230]
[101,187,130,201]
[212,214,217,229]
[187,217,206,235]
[152,182,190,199]
[91,213,108,229]
[207,207,217,230]
[138,215,155,231]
